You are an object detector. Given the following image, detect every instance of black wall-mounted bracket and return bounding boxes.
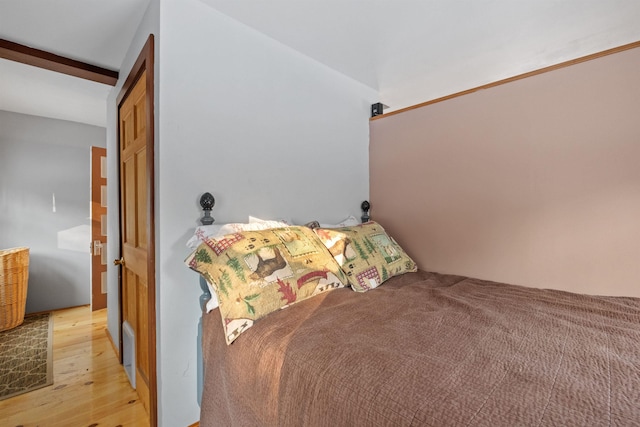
[371,103,389,117]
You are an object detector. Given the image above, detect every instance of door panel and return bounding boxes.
[119,69,152,416]
[91,146,107,311]
[115,34,156,427]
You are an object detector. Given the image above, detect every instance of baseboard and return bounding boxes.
[105,328,120,361]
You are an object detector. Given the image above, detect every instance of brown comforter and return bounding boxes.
[200,270,640,426]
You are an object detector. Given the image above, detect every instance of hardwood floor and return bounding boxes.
[0,305,148,427]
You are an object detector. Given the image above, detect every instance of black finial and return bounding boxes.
[361,200,370,223]
[200,192,215,225]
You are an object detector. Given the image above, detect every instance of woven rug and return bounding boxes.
[0,313,53,400]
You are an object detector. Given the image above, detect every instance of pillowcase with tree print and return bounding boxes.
[313,222,417,292]
[186,226,348,344]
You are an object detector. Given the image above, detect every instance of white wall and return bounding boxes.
[107,0,376,425]
[0,110,105,313]
[158,2,376,425]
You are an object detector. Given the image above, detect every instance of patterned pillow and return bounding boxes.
[185,226,348,344]
[313,222,417,292]
[186,220,290,249]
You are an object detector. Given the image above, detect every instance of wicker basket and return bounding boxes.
[0,247,30,332]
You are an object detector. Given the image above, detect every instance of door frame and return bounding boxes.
[116,34,156,427]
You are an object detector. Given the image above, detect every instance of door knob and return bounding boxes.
[113,257,125,266]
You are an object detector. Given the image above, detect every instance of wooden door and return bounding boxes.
[117,66,155,422]
[90,146,107,311]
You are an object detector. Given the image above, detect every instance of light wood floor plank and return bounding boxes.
[0,305,149,426]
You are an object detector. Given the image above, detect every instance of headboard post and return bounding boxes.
[361,200,370,223]
[200,192,216,225]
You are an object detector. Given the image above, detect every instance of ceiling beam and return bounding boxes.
[0,39,118,86]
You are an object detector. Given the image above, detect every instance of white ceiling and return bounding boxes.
[0,0,150,127]
[1,0,640,126]
[205,0,640,112]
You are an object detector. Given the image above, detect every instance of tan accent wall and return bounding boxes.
[370,46,640,297]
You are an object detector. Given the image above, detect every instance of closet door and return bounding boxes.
[117,64,156,424]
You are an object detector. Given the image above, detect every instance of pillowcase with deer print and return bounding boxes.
[185,226,348,344]
[313,222,417,292]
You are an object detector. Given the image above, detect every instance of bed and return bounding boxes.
[187,194,640,426]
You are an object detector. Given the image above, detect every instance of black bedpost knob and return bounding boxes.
[200,192,215,225]
[200,192,215,210]
[361,200,370,223]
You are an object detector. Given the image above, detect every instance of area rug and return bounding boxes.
[0,312,53,400]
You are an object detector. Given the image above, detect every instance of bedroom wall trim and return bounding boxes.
[371,40,640,121]
[0,38,119,86]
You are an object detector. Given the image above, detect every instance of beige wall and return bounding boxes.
[370,46,640,297]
